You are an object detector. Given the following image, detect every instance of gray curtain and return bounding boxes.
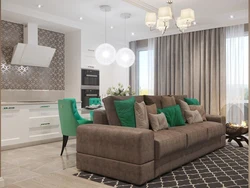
[129,41,139,94]
[154,28,226,115]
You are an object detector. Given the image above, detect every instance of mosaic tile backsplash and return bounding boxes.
[1,20,65,90]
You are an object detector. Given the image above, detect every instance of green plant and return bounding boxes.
[107,83,135,96]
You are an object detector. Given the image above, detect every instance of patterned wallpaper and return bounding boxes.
[1,20,65,90]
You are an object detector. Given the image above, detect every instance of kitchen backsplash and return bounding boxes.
[1,20,65,90]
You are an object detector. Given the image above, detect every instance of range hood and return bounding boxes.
[11,23,56,67]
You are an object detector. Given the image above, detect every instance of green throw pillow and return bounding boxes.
[184,98,200,105]
[158,105,185,127]
[114,97,136,128]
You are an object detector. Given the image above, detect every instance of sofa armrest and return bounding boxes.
[93,110,109,124]
[77,124,154,165]
[206,114,226,125]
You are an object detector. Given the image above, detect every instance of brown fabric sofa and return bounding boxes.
[76,95,226,185]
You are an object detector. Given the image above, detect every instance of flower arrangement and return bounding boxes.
[107,83,135,96]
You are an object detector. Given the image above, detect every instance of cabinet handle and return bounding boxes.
[3,107,15,110]
[40,123,51,127]
[40,106,50,108]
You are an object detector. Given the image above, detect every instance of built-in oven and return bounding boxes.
[81,69,99,86]
[81,69,100,108]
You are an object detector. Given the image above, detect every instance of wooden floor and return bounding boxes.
[2,139,110,188]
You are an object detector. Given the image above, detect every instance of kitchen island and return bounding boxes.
[1,101,88,150]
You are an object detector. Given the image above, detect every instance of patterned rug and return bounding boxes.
[74,145,248,188]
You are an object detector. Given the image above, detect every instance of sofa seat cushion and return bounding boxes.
[195,121,225,139]
[154,130,186,159]
[170,125,208,147]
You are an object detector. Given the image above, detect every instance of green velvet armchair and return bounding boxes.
[58,98,92,155]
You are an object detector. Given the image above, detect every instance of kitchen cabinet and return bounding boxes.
[1,102,83,148]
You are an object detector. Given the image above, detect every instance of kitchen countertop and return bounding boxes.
[1,101,82,106]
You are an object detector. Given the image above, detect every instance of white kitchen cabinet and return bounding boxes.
[1,102,83,148]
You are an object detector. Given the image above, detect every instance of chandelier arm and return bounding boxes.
[169,1,183,33]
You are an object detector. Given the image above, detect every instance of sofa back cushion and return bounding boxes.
[144,95,162,108]
[103,96,144,125]
[161,96,176,108]
[172,95,188,103]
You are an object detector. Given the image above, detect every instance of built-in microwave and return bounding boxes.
[81,69,99,86]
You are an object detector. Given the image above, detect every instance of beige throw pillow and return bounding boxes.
[148,113,168,132]
[177,100,190,121]
[134,102,149,129]
[185,110,203,124]
[189,105,207,121]
[161,96,176,108]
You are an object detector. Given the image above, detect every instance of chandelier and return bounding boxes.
[145,0,195,34]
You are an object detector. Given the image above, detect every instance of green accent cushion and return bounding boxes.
[184,98,200,105]
[158,105,185,127]
[114,97,136,128]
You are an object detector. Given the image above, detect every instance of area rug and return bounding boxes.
[74,145,248,188]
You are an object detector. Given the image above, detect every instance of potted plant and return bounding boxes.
[106,83,135,96]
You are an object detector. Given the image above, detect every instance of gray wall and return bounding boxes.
[1,20,65,90]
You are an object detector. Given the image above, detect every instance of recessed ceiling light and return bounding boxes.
[110,26,114,29]
[131,32,135,36]
[230,15,234,19]
[37,4,42,8]
[79,17,83,20]
[193,22,197,25]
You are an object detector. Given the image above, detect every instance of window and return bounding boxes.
[226,33,249,123]
[138,50,149,95]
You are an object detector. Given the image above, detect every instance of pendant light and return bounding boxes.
[116,13,135,68]
[95,5,116,66]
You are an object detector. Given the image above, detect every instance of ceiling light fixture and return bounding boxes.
[145,0,195,34]
[37,4,42,8]
[230,15,234,19]
[193,21,197,25]
[116,13,135,68]
[79,17,83,20]
[131,32,135,36]
[110,26,114,29]
[95,5,116,66]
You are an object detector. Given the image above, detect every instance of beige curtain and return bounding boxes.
[129,41,139,94]
[154,28,226,115]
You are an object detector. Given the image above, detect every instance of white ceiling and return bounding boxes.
[2,0,248,42]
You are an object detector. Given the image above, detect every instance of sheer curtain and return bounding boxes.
[130,39,155,95]
[226,25,248,124]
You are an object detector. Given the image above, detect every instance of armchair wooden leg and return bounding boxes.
[60,135,69,156]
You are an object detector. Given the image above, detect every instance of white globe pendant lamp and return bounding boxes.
[95,5,116,66]
[116,13,135,68]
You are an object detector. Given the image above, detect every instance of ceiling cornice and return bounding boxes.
[122,0,157,12]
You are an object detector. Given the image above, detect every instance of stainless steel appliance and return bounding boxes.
[81,69,100,108]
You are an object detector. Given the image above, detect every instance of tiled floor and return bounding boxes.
[1,138,248,188]
[2,139,110,188]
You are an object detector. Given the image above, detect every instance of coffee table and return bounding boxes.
[226,123,248,147]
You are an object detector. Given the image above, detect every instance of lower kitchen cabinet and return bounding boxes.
[1,102,82,147]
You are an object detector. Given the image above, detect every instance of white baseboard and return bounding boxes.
[0,177,5,188]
